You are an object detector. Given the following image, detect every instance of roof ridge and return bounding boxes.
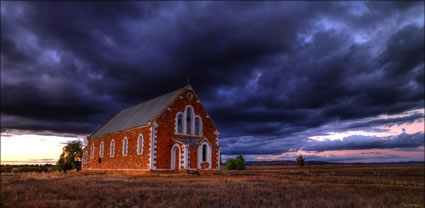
[126,86,185,110]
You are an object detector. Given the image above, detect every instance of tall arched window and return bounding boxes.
[99,142,104,158]
[91,143,95,158]
[195,117,201,135]
[137,134,143,155]
[122,137,128,156]
[176,113,183,133]
[110,139,115,157]
[84,150,88,165]
[186,107,192,134]
[202,144,207,162]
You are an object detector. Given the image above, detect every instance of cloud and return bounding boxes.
[303,132,425,152]
[1,2,423,158]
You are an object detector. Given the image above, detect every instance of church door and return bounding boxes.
[171,145,180,170]
[174,147,180,170]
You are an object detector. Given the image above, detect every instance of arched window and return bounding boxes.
[186,107,192,134]
[195,117,201,135]
[122,137,128,156]
[137,134,143,155]
[202,144,207,162]
[91,143,95,158]
[110,139,115,157]
[84,150,88,165]
[99,142,104,158]
[176,113,183,133]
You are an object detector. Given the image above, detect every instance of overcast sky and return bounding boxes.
[1,2,424,163]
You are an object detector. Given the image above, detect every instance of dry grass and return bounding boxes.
[1,164,424,208]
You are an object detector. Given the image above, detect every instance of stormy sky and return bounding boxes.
[1,1,424,163]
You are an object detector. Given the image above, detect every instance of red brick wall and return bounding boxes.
[86,126,151,170]
[189,147,198,169]
[154,88,219,169]
[85,87,220,171]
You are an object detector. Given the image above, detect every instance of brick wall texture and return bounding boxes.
[83,87,220,172]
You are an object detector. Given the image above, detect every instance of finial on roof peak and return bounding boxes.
[186,75,190,85]
[185,75,193,89]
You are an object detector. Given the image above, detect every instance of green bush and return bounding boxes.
[226,159,236,170]
[226,155,246,170]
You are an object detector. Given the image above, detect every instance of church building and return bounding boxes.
[82,85,221,172]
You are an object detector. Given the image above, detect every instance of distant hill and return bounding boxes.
[244,160,333,165]
[241,160,424,165]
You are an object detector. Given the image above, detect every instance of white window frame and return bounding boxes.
[175,112,184,134]
[202,143,207,162]
[99,141,104,158]
[110,139,115,157]
[122,136,128,156]
[197,141,212,169]
[183,105,195,135]
[194,115,202,136]
[137,134,143,155]
[84,150,88,165]
[91,143,95,158]
[170,144,181,170]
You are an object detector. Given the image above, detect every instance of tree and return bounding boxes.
[236,155,245,162]
[235,155,246,170]
[226,155,246,170]
[226,158,236,170]
[56,140,83,172]
[296,155,305,167]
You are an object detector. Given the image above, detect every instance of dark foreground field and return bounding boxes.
[1,164,424,208]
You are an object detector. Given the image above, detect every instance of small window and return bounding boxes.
[122,137,128,156]
[137,134,143,155]
[187,92,193,99]
[195,117,201,135]
[177,113,183,133]
[202,144,207,162]
[84,150,88,164]
[99,142,104,158]
[186,107,192,134]
[91,143,95,158]
[110,139,115,157]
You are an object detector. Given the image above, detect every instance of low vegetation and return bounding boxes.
[1,164,424,208]
[1,164,54,173]
[226,155,246,170]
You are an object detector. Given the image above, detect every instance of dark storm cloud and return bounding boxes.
[1,2,424,156]
[221,113,424,155]
[303,132,425,152]
[343,112,424,130]
[221,135,310,155]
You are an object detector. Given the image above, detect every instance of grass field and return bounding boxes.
[1,164,424,208]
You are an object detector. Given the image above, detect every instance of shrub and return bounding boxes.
[226,159,236,170]
[226,155,246,170]
[296,155,305,167]
[192,171,200,176]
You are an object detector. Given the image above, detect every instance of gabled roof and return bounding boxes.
[173,138,201,147]
[89,86,186,139]
[173,137,220,149]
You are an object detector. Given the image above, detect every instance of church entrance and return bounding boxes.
[171,144,180,170]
